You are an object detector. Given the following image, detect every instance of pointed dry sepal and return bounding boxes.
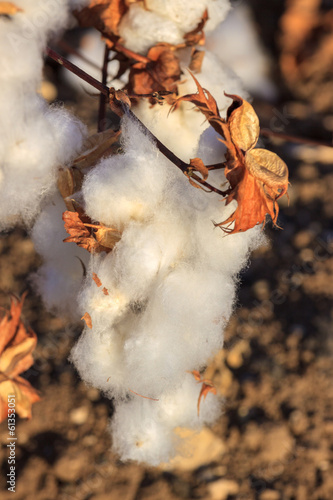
[226,93,260,152]
[0,294,40,421]
[0,2,23,15]
[173,74,289,234]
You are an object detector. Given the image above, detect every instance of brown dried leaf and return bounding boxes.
[109,88,132,116]
[220,149,288,234]
[94,224,122,250]
[226,93,260,152]
[63,211,110,253]
[73,0,129,37]
[63,211,122,254]
[0,2,22,15]
[81,312,92,329]
[189,49,205,74]
[73,129,121,170]
[245,149,289,197]
[189,157,209,181]
[183,9,208,46]
[0,295,40,422]
[57,167,84,211]
[191,370,217,416]
[127,43,181,102]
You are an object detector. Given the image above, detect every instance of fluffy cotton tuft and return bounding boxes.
[71,113,264,462]
[0,1,86,229]
[119,0,230,54]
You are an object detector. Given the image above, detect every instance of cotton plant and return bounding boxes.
[0,0,288,465]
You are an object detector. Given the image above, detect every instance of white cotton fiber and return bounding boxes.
[110,373,222,466]
[30,194,89,320]
[119,0,230,54]
[82,117,174,229]
[206,3,276,99]
[0,0,86,229]
[72,111,265,463]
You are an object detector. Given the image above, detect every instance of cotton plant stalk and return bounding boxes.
[0,0,288,465]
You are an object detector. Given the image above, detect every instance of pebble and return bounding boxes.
[54,454,87,482]
[207,479,239,500]
[227,340,251,369]
[260,489,280,500]
[162,428,226,471]
[289,410,309,436]
[69,405,90,425]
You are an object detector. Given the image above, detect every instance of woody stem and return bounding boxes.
[45,47,230,197]
[98,45,111,132]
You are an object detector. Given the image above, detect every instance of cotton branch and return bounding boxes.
[45,47,230,198]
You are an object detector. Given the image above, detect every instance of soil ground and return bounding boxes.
[1,2,333,499]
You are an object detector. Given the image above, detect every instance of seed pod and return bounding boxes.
[245,148,288,196]
[226,94,259,152]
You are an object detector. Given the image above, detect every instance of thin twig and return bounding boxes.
[260,128,332,148]
[45,47,230,197]
[46,47,109,96]
[56,39,102,72]
[98,45,111,132]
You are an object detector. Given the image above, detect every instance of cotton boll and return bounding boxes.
[0,1,86,229]
[5,0,72,55]
[133,99,203,161]
[30,194,89,319]
[83,116,173,229]
[119,3,183,54]
[146,0,230,35]
[111,398,176,465]
[205,0,231,33]
[110,373,222,465]
[118,266,233,397]
[0,99,85,228]
[70,323,131,397]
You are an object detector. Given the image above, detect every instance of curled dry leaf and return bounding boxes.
[73,0,129,37]
[63,210,122,254]
[127,43,181,103]
[174,74,289,234]
[188,157,209,181]
[73,129,122,170]
[109,88,132,116]
[226,93,260,152]
[57,167,84,211]
[191,370,217,416]
[189,49,205,74]
[183,9,208,47]
[0,2,22,15]
[0,294,40,422]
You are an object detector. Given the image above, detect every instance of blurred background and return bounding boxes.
[1,0,333,498]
